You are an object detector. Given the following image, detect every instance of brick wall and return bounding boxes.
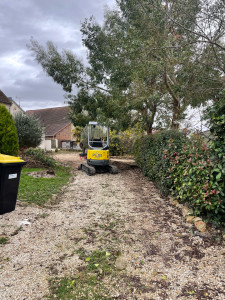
[56,123,72,148]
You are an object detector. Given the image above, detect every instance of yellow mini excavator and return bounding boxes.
[79,121,118,175]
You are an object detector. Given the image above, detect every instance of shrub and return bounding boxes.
[14,112,43,149]
[25,148,56,168]
[0,105,19,156]
[207,99,225,199]
[80,125,88,153]
[134,125,225,225]
[133,130,187,195]
[109,130,123,156]
[72,126,82,143]
[110,126,143,156]
[170,135,225,224]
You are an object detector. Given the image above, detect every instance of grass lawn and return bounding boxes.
[18,166,71,206]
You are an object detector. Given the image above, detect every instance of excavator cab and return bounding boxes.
[87,122,109,166]
[79,122,118,175]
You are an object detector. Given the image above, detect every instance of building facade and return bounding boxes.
[27,106,77,150]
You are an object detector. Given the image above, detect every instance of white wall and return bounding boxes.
[38,136,58,151]
[45,140,52,151]
[10,102,24,117]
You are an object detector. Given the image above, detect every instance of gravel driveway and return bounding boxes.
[0,153,224,299]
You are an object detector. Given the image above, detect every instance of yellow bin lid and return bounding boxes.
[0,154,24,163]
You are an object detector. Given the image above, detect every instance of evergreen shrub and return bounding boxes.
[110,126,143,156]
[0,105,19,156]
[170,135,225,225]
[14,112,43,149]
[134,124,225,225]
[109,130,123,156]
[133,130,186,195]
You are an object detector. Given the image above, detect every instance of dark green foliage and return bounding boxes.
[133,130,186,195]
[0,105,19,156]
[208,99,225,191]
[25,148,56,169]
[170,135,225,225]
[14,112,43,149]
[134,120,225,225]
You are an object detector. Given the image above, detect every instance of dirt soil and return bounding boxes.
[0,153,224,300]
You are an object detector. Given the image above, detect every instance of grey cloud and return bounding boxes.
[0,0,115,110]
[4,73,67,110]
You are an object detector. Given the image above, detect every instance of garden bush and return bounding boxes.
[0,105,19,156]
[134,124,225,225]
[109,130,123,156]
[14,112,43,149]
[170,135,225,225]
[207,99,225,199]
[25,148,56,168]
[80,125,88,153]
[110,126,143,156]
[133,130,187,195]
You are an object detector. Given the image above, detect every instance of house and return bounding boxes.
[27,106,77,150]
[8,97,25,117]
[0,90,12,111]
[0,90,24,116]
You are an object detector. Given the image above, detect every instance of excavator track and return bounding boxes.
[79,163,96,176]
[78,163,118,175]
[107,164,118,174]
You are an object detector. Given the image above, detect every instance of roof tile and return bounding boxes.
[0,90,11,105]
[27,106,71,136]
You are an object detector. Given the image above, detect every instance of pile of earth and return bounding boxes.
[27,170,55,178]
[20,153,47,168]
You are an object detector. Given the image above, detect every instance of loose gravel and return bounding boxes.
[0,153,224,299]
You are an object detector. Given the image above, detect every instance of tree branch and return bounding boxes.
[79,79,111,93]
[151,2,225,51]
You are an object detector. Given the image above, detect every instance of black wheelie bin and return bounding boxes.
[0,154,26,215]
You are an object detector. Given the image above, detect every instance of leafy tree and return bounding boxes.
[81,0,225,129]
[14,112,43,149]
[81,8,164,133]
[0,105,19,156]
[28,39,84,93]
[80,125,89,153]
[28,0,225,131]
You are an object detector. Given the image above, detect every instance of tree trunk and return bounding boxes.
[146,123,153,135]
[163,67,180,129]
[141,104,157,135]
[171,101,180,129]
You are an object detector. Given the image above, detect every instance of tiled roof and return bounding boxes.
[0,90,11,105]
[26,106,71,136]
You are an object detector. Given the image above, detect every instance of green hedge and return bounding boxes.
[133,130,186,195]
[170,135,225,225]
[133,129,225,226]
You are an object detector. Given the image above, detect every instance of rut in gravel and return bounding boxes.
[0,154,224,300]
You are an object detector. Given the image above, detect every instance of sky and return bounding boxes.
[0,0,116,111]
